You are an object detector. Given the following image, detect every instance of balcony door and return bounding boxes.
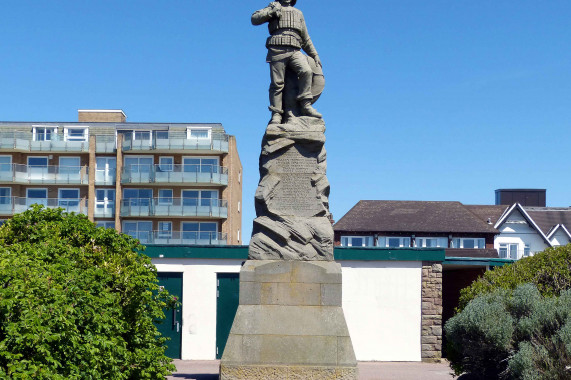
[124,156,153,182]
[96,157,116,184]
[58,189,80,213]
[26,188,48,207]
[96,189,115,217]
[0,187,12,213]
[27,156,48,181]
[0,156,12,182]
[59,157,81,181]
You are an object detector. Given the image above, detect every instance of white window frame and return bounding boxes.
[186,127,212,140]
[122,220,153,242]
[384,237,411,248]
[0,187,12,203]
[123,156,153,173]
[95,188,115,209]
[158,189,173,205]
[63,127,89,142]
[158,156,174,172]
[32,126,58,141]
[452,238,486,249]
[157,221,173,239]
[182,189,219,206]
[499,243,519,259]
[27,156,49,167]
[416,237,447,248]
[26,188,48,198]
[341,236,375,247]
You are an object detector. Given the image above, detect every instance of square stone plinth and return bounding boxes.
[220,260,358,380]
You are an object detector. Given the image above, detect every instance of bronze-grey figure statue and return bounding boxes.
[252,0,323,124]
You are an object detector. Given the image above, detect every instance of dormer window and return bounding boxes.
[33,126,57,141]
[187,127,211,140]
[64,127,88,142]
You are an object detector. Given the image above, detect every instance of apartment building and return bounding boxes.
[0,110,242,246]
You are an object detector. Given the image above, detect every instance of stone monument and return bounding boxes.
[220,1,358,378]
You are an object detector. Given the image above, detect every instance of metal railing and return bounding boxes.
[121,131,229,152]
[126,230,227,245]
[0,164,89,184]
[95,169,116,185]
[94,204,115,218]
[0,132,89,152]
[0,197,88,215]
[121,164,228,185]
[120,197,228,218]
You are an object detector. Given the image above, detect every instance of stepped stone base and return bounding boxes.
[220,260,358,380]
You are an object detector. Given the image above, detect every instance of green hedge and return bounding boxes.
[458,245,571,311]
[0,206,176,379]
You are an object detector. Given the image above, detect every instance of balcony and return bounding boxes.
[94,205,115,218]
[0,197,88,216]
[122,132,229,153]
[95,135,116,153]
[0,132,89,152]
[0,164,89,185]
[128,231,227,246]
[95,169,116,185]
[121,164,228,186]
[120,198,228,218]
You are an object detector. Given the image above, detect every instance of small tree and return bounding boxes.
[0,206,176,379]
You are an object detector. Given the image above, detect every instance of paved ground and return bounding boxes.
[167,360,455,380]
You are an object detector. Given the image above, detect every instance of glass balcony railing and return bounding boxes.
[122,132,229,153]
[0,197,88,215]
[94,205,115,218]
[121,164,228,185]
[95,135,116,153]
[0,164,89,184]
[95,169,116,185]
[126,230,227,246]
[120,198,228,218]
[0,132,89,152]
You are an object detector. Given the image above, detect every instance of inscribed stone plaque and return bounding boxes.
[269,145,323,217]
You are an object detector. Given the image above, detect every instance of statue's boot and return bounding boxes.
[268,112,282,125]
[300,100,323,118]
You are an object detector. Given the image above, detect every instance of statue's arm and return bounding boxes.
[251,2,280,25]
[299,14,319,61]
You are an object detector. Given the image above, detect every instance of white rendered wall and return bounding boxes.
[550,230,571,246]
[153,258,242,360]
[495,210,548,258]
[152,258,423,361]
[341,261,422,361]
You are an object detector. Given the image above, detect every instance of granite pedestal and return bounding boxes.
[220,260,358,379]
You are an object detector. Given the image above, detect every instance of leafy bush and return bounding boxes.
[445,284,571,379]
[0,206,176,379]
[458,245,571,311]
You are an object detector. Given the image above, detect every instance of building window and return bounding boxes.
[27,188,47,199]
[95,189,115,210]
[182,222,218,241]
[28,156,48,168]
[64,127,88,142]
[499,243,519,259]
[0,188,11,206]
[416,237,447,248]
[123,188,152,206]
[341,236,374,247]
[524,244,531,257]
[58,189,80,208]
[238,201,241,213]
[237,229,240,242]
[187,127,211,140]
[123,221,153,243]
[96,221,115,229]
[157,221,172,239]
[158,189,173,205]
[451,238,485,249]
[158,157,173,172]
[385,237,411,248]
[183,157,219,174]
[0,156,12,172]
[155,131,169,140]
[182,189,218,207]
[33,126,57,141]
[59,157,81,175]
[124,156,153,173]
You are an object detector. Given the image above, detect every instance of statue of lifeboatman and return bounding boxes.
[252,0,323,124]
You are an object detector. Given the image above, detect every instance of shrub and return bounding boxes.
[445,284,571,379]
[0,206,176,379]
[458,245,571,311]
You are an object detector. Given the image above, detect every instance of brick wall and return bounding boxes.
[421,262,443,362]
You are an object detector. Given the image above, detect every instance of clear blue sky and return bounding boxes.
[1,1,570,242]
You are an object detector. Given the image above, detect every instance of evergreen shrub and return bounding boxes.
[0,206,176,379]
